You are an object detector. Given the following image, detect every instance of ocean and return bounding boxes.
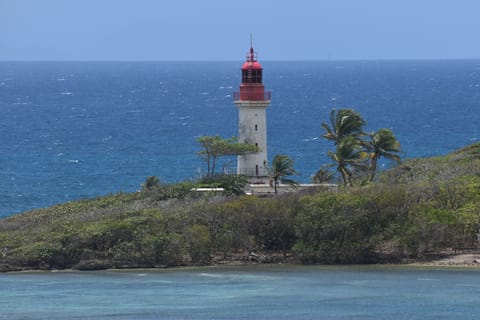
[2,266,480,319]
[1,60,480,216]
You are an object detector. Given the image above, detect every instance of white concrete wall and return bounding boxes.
[247,183,339,195]
[235,101,270,178]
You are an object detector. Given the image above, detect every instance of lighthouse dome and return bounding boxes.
[242,60,263,70]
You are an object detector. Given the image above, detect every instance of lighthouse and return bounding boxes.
[234,43,271,183]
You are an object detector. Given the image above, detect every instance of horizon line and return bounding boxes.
[1,57,480,63]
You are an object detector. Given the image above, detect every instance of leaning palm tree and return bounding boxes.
[364,128,402,181]
[328,136,369,187]
[266,155,298,194]
[322,108,366,144]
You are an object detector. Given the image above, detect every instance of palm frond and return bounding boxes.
[382,153,402,164]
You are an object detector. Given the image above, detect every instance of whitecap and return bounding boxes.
[68,159,79,163]
[60,92,73,95]
[56,78,65,81]
[199,273,225,278]
[225,94,232,98]
[200,92,209,95]
[417,278,440,281]
[303,137,319,142]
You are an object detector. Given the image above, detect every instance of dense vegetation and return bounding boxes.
[0,143,479,271]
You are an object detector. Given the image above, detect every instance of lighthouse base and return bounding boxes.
[236,154,269,184]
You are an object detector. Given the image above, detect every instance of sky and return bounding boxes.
[1,0,480,61]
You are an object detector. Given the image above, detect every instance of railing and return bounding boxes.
[233,91,271,101]
[238,167,269,177]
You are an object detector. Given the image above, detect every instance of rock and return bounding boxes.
[0,263,21,272]
[248,251,267,263]
[73,259,109,271]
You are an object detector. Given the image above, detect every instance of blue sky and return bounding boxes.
[1,0,480,61]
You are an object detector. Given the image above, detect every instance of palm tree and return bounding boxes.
[328,136,369,187]
[322,108,366,144]
[266,155,298,194]
[321,108,368,186]
[364,128,402,181]
[311,165,335,184]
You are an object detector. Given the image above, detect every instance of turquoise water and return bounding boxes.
[1,266,480,319]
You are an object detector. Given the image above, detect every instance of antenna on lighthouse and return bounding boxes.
[248,33,256,62]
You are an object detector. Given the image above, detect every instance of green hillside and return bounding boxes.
[1,143,479,272]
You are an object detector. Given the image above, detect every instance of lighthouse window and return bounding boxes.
[255,124,258,131]
[255,143,258,147]
[242,69,262,83]
[251,70,262,83]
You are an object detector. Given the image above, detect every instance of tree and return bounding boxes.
[327,136,369,187]
[322,108,368,187]
[364,128,402,181]
[311,165,335,184]
[321,108,366,145]
[266,155,298,194]
[197,136,259,178]
[142,176,160,192]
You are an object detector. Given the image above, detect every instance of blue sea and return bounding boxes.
[1,266,480,319]
[1,60,480,216]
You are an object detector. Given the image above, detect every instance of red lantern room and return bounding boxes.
[234,45,271,101]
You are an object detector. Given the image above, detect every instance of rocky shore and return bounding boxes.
[410,253,480,267]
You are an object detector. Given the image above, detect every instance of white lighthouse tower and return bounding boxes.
[234,43,271,183]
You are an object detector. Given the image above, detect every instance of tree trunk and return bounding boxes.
[369,154,378,182]
[339,166,348,187]
[206,153,211,177]
[211,156,217,178]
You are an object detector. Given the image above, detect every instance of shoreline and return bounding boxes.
[406,253,480,268]
[3,253,480,274]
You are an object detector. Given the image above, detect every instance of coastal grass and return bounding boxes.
[1,143,480,271]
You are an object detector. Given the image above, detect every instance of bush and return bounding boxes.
[197,174,248,195]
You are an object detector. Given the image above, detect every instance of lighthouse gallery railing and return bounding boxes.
[233,91,271,101]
